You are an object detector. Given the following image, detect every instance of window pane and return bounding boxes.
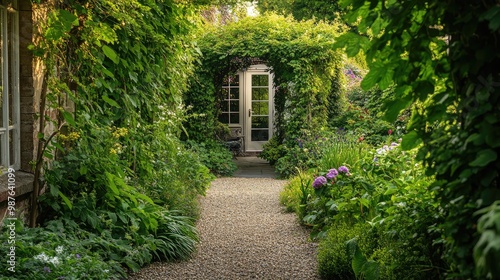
[0,135,3,169]
[9,130,14,165]
[218,113,229,124]
[251,130,269,141]
[252,116,268,128]
[252,88,268,101]
[252,75,268,87]
[220,100,229,112]
[230,74,239,86]
[252,101,268,115]
[230,100,239,112]
[221,88,229,99]
[229,87,239,99]
[229,113,239,124]
[0,9,3,127]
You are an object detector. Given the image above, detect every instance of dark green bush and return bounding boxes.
[318,222,376,279]
[186,140,237,177]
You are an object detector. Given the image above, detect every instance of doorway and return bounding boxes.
[244,65,274,151]
[218,64,274,152]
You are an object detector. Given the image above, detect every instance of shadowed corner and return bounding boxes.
[232,157,277,178]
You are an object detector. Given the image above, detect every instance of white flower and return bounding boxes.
[55,246,64,254]
[34,252,49,262]
[50,256,60,266]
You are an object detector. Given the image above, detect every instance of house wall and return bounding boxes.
[0,0,38,225]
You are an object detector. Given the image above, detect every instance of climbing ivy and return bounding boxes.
[27,0,214,272]
[334,0,500,278]
[184,15,345,172]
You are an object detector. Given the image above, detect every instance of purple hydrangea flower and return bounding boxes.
[338,166,349,173]
[326,168,338,179]
[312,176,327,189]
[44,267,51,273]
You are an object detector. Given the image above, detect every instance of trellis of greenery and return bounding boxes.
[184,15,345,153]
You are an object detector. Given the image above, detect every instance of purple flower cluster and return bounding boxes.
[312,176,327,189]
[326,168,338,179]
[338,166,349,173]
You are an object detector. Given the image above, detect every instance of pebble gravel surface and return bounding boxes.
[130,177,319,280]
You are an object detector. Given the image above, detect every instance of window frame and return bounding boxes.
[219,73,242,127]
[0,0,21,172]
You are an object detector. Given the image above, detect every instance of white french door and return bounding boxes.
[244,66,273,151]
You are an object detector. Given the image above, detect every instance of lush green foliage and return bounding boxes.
[184,15,345,168]
[282,143,446,278]
[22,0,213,276]
[334,0,500,277]
[186,140,238,177]
[317,222,375,280]
[256,0,344,22]
[1,219,124,279]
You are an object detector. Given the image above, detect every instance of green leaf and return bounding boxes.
[79,165,88,175]
[102,95,120,108]
[101,67,115,79]
[361,260,380,280]
[480,6,500,31]
[384,185,398,195]
[59,10,78,26]
[58,191,73,210]
[105,172,120,195]
[470,149,497,167]
[102,45,119,64]
[383,94,412,122]
[62,111,76,126]
[401,131,422,150]
[361,62,385,90]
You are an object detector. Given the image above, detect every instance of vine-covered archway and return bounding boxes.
[184,15,346,156]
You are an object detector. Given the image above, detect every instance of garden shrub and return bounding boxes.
[20,1,210,276]
[279,170,313,217]
[38,120,204,273]
[300,142,446,278]
[317,222,376,280]
[185,140,237,177]
[336,1,500,277]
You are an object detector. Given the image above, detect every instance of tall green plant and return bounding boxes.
[334,0,500,277]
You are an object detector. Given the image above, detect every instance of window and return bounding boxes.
[0,0,20,171]
[218,74,240,126]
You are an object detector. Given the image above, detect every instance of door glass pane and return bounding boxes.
[252,88,268,100]
[252,75,268,86]
[251,130,269,141]
[252,101,268,115]
[252,116,268,128]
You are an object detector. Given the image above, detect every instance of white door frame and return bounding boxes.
[243,65,274,152]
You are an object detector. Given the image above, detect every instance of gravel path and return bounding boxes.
[130,177,319,280]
